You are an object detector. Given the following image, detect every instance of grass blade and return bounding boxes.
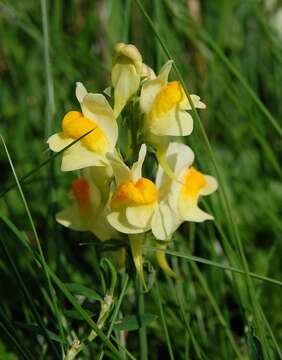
[147,246,282,287]
[154,279,175,360]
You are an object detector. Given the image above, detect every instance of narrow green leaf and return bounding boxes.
[113,314,157,332]
[147,246,282,287]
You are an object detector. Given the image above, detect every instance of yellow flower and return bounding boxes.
[152,142,217,277]
[140,61,206,145]
[107,144,158,234]
[112,43,142,116]
[56,168,119,241]
[47,82,118,171]
[107,144,160,288]
[154,142,218,241]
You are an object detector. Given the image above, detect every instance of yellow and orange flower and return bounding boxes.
[140,61,205,146]
[56,168,119,241]
[47,82,118,171]
[106,144,161,287]
[107,144,159,234]
[51,44,217,283]
[154,142,218,240]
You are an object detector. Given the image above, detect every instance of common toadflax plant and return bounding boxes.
[47,43,218,287]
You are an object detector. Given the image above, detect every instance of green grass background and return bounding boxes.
[0,0,282,359]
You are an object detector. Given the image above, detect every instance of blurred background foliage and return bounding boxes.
[0,0,282,359]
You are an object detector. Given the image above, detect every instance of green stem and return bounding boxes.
[137,277,148,360]
[88,294,114,342]
[65,293,114,359]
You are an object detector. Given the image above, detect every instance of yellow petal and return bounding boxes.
[126,205,155,230]
[200,175,218,196]
[167,181,182,212]
[62,111,108,154]
[180,204,214,222]
[151,81,183,118]
[47,133,73,152]
[112,44,142,116]
[140,78,165,115]
[156,142,194,187]
[151,203,180,240]
[76,82,87,103]
[150,108,193,137]
[90,211,120,241]
[181,167,207,200]
[180,94,206,110]
[158,60,174,83]
[85,166,113,203]
[56,205,86,231]
[113,64,140,116]
[140,60,173,114]
[107,153,131,184]
[178,167,216,222]
[80,93,118,150]
[113,43,142,74]
[156,145,180,183]
[131,144,147,181]
[190,94,206,109]
[141,63,156,79]
[61,142,106,171]
[107,210,144,234]
[155,143,196,223]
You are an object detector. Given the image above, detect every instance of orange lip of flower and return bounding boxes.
[111,177,158,210]
[181,167,206,200]
[62,111,108,154]
[72,176,91,209]
[151,81,184,118]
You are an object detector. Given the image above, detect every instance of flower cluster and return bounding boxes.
[48,43,218,286]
